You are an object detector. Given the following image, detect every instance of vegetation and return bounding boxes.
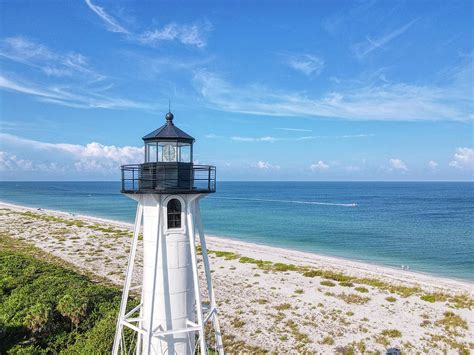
[339,281,354,287]
[385,296,397,303]
[381,329,402,338]
[354,287,369,293]
[320,335,334,345]
[337,293,371,305]
[436,311,468,331]
[0,234,123,354]
[421,293,448,303]
[320,280,336,287]
[274,303,291,311]
[205,246,474,309]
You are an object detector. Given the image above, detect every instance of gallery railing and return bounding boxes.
[121,164,216,194]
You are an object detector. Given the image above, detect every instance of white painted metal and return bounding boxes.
[113,199,143,354]
[194,198,224,355]
[113,193,223,355]
[186,195,206,354]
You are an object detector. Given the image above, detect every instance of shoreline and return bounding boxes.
[0,200,472,295]
[1,200,473,352]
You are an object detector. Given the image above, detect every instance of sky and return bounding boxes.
[0,0,473,181]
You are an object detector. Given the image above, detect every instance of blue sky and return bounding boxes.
[0,0,472,181]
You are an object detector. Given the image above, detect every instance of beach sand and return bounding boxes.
[0,201,472,353]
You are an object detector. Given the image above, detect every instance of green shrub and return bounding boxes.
[275,303,291,311]
[302,270,322,278]
[337,293,370,304]
[320,280,336,287]
[24,303,52,333]
[381,329,402,338]
[339,281,354,287]
[0,236,123,354]
[436,311,468,330]
[273,263,298,272]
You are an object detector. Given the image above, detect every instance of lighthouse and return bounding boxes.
[113,112,223,355]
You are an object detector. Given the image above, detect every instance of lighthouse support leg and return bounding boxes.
[113,198,144,355]
[186,196,207,354]
[144,196,163,354]
[194,198,224,355]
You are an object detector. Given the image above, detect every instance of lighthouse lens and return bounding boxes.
[163,144,176,162]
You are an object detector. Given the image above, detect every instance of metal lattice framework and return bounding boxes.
[112,195,223,355]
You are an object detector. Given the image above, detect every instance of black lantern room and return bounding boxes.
[143,112,194,164]
[121,112,216,194]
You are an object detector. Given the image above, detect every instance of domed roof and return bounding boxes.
[142,112,194,143]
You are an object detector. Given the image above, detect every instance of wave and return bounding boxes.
[208,196,357,207]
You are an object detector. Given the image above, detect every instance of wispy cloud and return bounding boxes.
[138,22,212,48]
[275,127,313,132]
[231,136,278,143]
[0,37,156,110]
[353,18,419,58]
[0,74,153,110]
[206,133,374,143]
[84,0,130,34]
[193,65,472,121]
[0,36,104,81]
[284,53,325,76]
[84,0,212,48]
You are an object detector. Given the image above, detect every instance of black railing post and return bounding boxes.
[208,166,211,191]
[132,167,135,191]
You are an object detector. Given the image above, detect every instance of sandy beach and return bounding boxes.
[1,201,473,353]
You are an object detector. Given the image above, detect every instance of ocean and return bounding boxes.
[0,181,473,281]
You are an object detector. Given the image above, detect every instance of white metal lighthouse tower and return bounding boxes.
[113,112,223,355]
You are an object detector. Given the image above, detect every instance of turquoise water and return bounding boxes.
[0,181,473,281]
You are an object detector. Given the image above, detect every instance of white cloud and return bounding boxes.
[84,0,211,48]
[193,67,472,121]
[285,54,325,76]
[0,133,143,174]
[232,136,278,143]
[206,133,373,143]
[353,18,419,58]
[1,36,104,80]
[0,37,156,110]
[138,22,212,48]
[254,161,280,170]
[310,161,330,172]
[449,147,474,170]
[84,0,130,34]
[0,74,152,110]
[389,158,408,171]
[428,160,438,169]
[275,127,313,132]
[0,151,62,172]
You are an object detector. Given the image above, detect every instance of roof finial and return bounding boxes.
[165,103,174,124]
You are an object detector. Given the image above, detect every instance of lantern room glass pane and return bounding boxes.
[179,143,191,163]
[146,143,157,163]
